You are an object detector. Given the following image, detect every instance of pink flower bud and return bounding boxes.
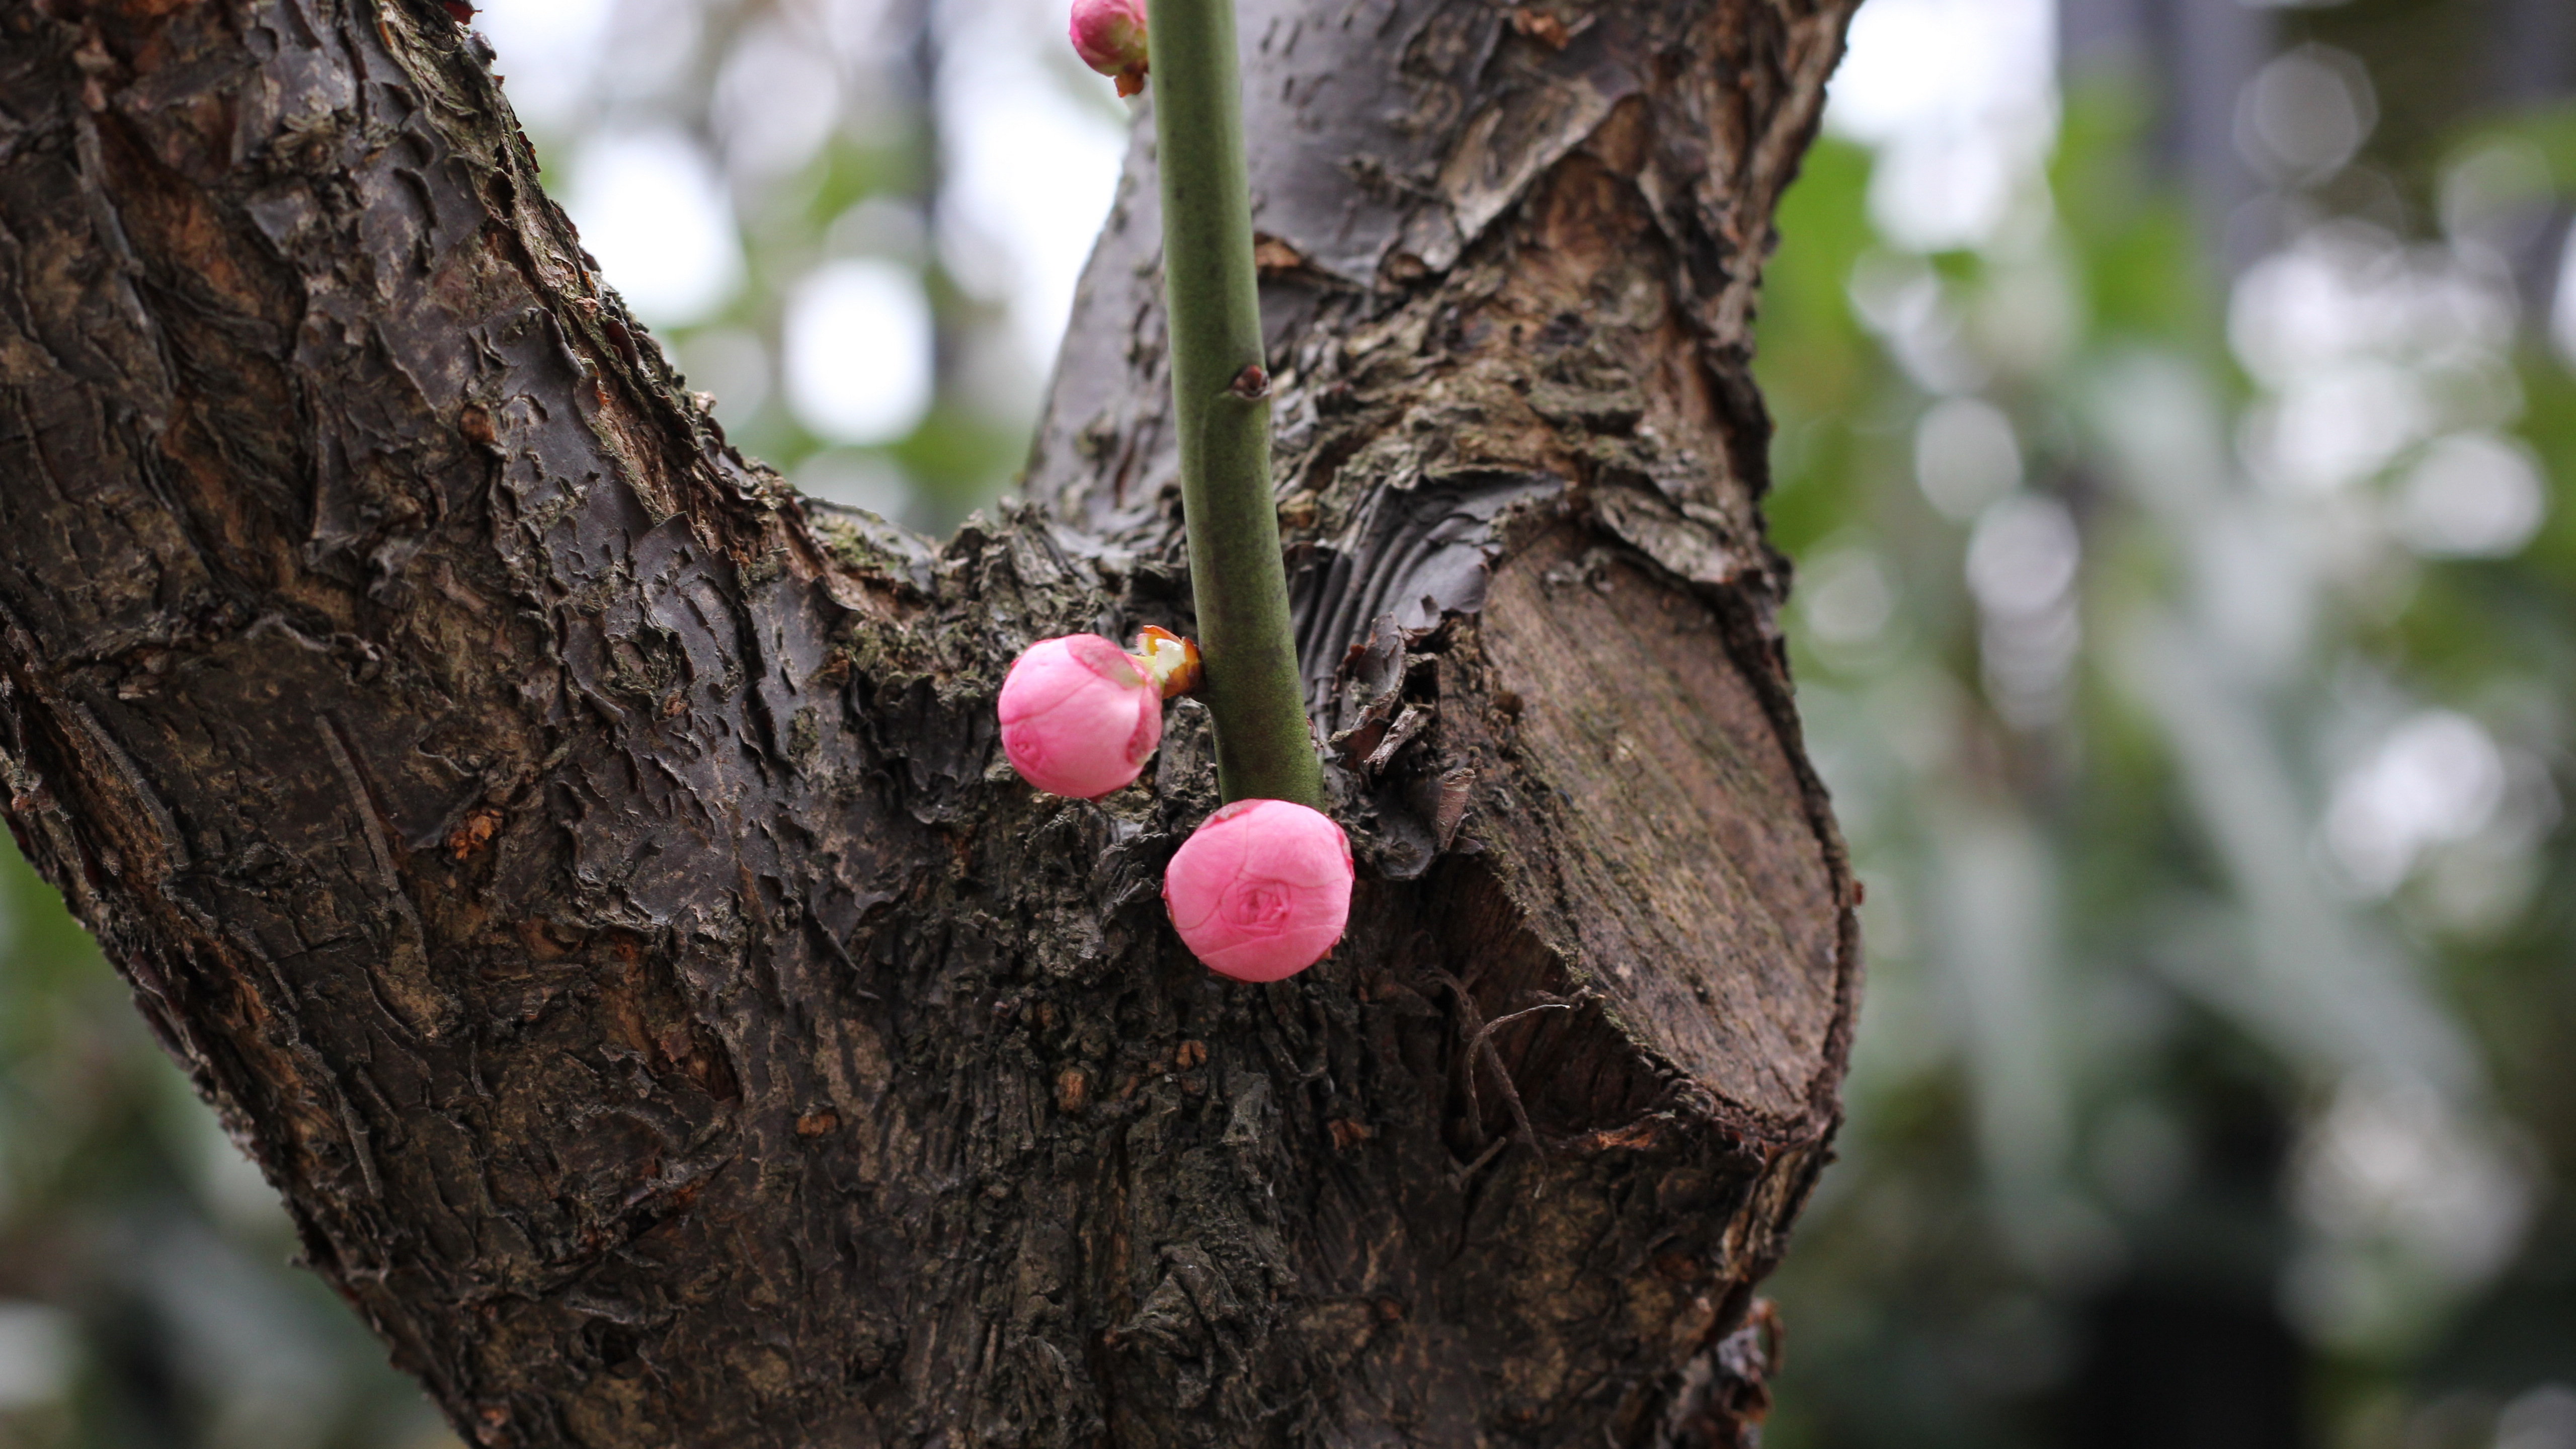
[1163,799,1353,982]
[998,634,1162,799]
[1069,0,1149,97]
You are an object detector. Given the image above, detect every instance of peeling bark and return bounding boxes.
[0,0,1857,1443]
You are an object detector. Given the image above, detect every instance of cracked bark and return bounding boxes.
[0,0,1858,1443]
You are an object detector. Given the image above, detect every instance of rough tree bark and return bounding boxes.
[0,0,1857,1442]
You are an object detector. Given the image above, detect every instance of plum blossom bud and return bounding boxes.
[1070,0,1150,97]
[998,634,1161,799]
[1163,799,1353,982]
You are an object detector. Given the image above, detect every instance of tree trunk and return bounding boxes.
[0,0,1857,1442]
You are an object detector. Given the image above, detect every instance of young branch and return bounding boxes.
[1145,0,1323,808]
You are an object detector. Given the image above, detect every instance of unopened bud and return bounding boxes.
[1163,799,1353,983]
[1070,0,1150,97]
[998,634,1162,799]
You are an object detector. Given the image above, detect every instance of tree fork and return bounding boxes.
[0,0,1859,1445]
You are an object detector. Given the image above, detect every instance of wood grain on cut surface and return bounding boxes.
[1482,533,1845,1128]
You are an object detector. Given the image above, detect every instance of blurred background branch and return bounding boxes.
[0,0,2567,1445]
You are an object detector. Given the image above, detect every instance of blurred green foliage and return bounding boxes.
[1754,76,2576,1449]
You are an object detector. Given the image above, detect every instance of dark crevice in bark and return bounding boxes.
[0,0,1858,1443]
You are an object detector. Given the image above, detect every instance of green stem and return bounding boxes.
[1144,0,1323,809]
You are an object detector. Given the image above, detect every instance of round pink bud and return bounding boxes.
[1070,0,1150,97]
[998,634,1162,799]
[1163,799,1354,983]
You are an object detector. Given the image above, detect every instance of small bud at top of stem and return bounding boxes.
[1069,0,1150,97]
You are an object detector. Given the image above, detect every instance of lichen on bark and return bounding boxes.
[0,0,1859,1443]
